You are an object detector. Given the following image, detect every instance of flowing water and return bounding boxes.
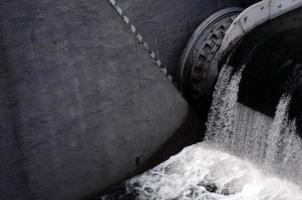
[100,65,302,200]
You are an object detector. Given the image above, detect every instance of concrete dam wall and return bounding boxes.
[0,1,202,199]
[0,0,272,199]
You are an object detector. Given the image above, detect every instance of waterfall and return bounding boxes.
[100,64,302,200]
[205,64,245,148]
[204,64,302,185]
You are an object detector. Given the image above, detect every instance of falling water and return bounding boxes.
[205,64,245,146]
[100,64,302,200]
[264,95,292,167]
[203,64,302,185]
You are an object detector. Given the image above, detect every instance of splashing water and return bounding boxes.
[127,144,302,200]
[100,65,302,200]
[101,144,302,200]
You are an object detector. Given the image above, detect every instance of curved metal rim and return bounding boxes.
[219,0,302,60]
[178,7,243,91]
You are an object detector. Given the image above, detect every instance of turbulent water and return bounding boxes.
[100,64,302,200]
[125,144,302,200]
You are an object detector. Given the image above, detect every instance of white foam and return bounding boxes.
[128,144,302,200]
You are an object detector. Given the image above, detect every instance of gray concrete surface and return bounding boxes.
[0,1,201,200]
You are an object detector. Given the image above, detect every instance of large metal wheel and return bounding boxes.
[178,7,243,112]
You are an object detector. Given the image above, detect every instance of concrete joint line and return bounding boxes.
[107,0,172,82]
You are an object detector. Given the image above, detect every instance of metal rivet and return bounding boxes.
[161,68,168,74]
[130,25,136,33]
[244,16,248,22]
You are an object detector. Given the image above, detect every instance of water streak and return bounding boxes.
[205,64,244,146]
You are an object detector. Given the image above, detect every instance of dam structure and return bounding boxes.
[99,0,302,199]
[2,0,302,200]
